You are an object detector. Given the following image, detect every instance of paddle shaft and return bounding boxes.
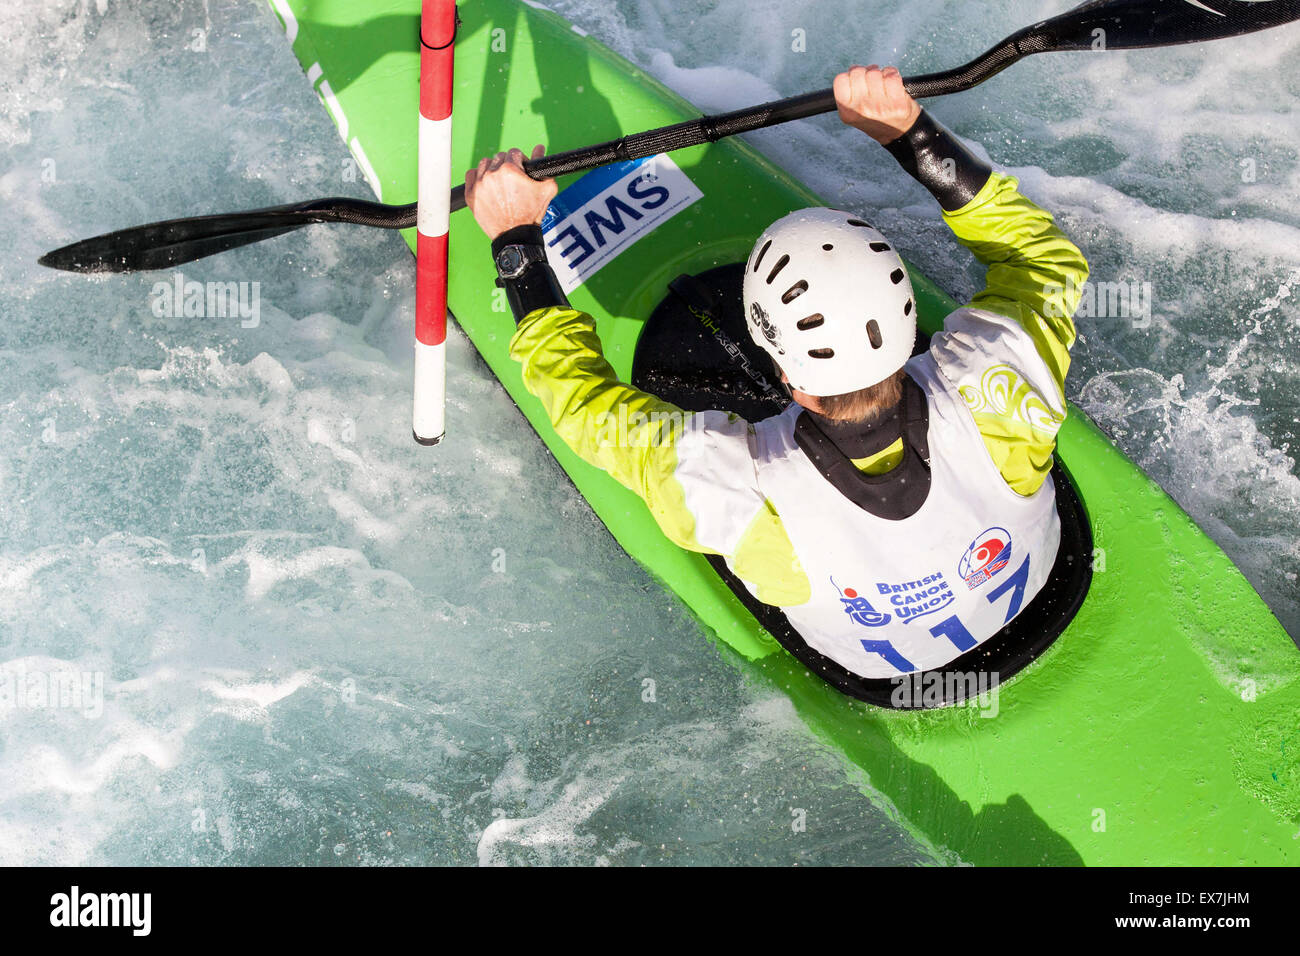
[377,45,1019,227]
[447,36,1026,214]
[39,0,1300,272]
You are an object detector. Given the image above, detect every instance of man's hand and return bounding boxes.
[833,65,921,146]
[464,144,557,240]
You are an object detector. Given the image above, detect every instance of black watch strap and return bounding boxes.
[495,243,547,278]
[884,109,993,212]
[490,224,569,323]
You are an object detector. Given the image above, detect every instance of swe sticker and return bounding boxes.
[541,154,703,294]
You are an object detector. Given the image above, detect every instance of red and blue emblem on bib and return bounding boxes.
[958,527,1012,589]
[832,577,891,627]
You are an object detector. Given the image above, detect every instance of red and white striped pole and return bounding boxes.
[413,0,456,445]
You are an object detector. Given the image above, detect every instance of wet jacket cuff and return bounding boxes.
[491,224,569,323]
[884,109,993,212]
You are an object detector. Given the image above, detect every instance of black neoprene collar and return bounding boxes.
[804,397,903,460]
[792,374,932,520]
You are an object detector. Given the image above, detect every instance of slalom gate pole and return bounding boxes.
[413,0,456,445]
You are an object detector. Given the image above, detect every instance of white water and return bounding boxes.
[1,0,1296,865]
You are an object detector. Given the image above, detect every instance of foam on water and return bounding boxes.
[1,0,1296,866]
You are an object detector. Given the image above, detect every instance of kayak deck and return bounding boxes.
[269,0,1299,865]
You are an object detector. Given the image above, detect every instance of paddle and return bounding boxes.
[40,0,1300,274]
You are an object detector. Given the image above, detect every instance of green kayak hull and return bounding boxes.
[268,0,1299,865]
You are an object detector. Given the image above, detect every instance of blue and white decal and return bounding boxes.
[958,526,1012,589]
[541,154,703,293]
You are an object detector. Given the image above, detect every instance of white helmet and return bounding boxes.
[742,207,916,396]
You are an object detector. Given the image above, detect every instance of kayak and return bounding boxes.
[267,0,1299,864]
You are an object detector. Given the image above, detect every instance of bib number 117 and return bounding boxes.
[858,555,1031,672]
[929,554,1031,652]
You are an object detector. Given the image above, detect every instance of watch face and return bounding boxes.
[498,247,523,274]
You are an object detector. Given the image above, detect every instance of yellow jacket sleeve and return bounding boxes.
[508,306,809,604]
[937,172,1090,495]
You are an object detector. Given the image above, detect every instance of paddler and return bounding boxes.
[463,65,1088,688]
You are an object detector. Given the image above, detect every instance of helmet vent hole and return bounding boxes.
[869,241,891,252]
[766,254,790,285]
[796,313,824,331]
[808,348,835,359]
[822,243,833,251]
[866,320,883,350]
[752,239,772,273]
[889,268,905,285]
[781,280,808,304]
[846,218,872,228]
[904,299,913,316]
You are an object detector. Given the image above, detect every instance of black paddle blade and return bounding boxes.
[39,198,418,274]
[1030,0,1300,51]
[39,217,307,274]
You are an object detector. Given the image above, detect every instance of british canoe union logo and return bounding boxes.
[958,527,1012,590]
[832,577,890,627]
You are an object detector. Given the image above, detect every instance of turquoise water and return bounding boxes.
[1,0,1296,865]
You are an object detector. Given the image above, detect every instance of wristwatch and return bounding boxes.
[494,243,549,280]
